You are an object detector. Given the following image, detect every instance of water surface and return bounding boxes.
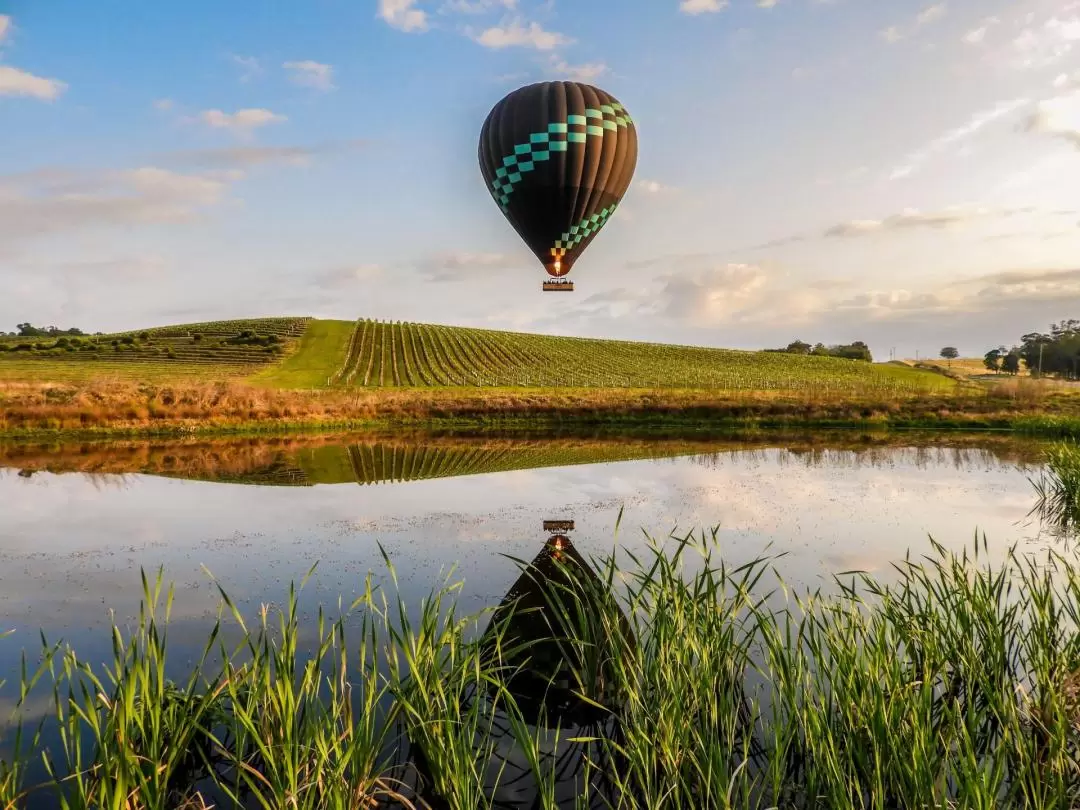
[0,431,1056,648]
[0,429,1064,804]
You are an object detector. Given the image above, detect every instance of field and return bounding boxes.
[0,317,957,396]
[0,318,309,383]
[323,319,956,394]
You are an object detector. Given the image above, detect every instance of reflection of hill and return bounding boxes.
[0,430,1051,487]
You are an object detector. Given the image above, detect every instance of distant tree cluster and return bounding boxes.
[767,339,873,362]
[982,319,1080,378]
[5,323,87,337]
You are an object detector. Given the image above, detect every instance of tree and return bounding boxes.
[983,348,1002,374]
[785,340,812,355]
[940,347,959,366]
[1002,351,1021,375]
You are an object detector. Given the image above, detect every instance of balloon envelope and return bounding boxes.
[478,81,638,280]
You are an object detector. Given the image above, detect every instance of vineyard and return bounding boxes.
[0,316,958,396]
[325,319,956,396]
[0,318,309,382]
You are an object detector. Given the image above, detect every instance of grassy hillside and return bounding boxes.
[0,318,308,383]
[319,318,954,395]
[249,319,355,388]
[0,316,957,396]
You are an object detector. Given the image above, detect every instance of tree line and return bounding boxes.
[765,340,873,362]
[3,323,99,337]
[982,319,1080,377]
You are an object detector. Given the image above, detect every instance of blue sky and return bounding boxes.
[2,0,1080,359]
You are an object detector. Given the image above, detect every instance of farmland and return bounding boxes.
[26,316,1080,438]
[0,318,308,383]
[0,317,957,396]
[320,318,956,396]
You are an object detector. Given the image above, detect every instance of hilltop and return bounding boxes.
[7,316,1075,438]
[0,316,955,396]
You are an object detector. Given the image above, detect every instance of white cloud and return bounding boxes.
[758,0,779,7]
[473,20,571,50]
[161,140,369,170]
[0,65,66,101]
[658,263,769,322]
[915,4,946,26]
[550,57,608,83]
[1010,14,1080,69]
[313,264,384,288]
[881,3,947,44]
[823,206,997,238]
[0,15,11,44]
[440,0,517,12]
[283,60,335,91]
[680,0,728,15]
[418,251,516,282]
[888,98,1029,180]
[229,54,263,83]
[0,166,235,248]
[379,0,428,32]
[198,108,287,136]
[639,179,678,195]
[1054,71,1080,89]
[1024,86,1080,149]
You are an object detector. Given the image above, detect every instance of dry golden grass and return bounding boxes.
[2,378,1080,435]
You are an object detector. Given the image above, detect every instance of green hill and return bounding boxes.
[0,317,956,396]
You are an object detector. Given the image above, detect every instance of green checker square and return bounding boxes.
[503,155,518,167]
[603,120,617,131]
[555,240,564,249]
[550,140,568,151]
[610,102,623,111]
[495,167,508,178]
[600,104,614,115]
[567,132,587,143]
[508,172,522,183]
[570,225,579,234]
[530,132,549,143]
[500,195,509,205]
[514,144,531,155]
[548,122,568,133]
[586,125,604,136]
[585,108,602,119]
[501,182,514,194]
[615,116,627,126]
[590,214,600,223]
[567,114,586,125]
[518,161,534,172]
[533,150,550,161]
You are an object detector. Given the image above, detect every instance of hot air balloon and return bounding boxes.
[478,81,638,292]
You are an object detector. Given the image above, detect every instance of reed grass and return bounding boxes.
[2,532,1079,809]
[1031,440,1080,536]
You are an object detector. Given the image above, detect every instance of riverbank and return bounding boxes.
[2,379,1080,439]
[1,534,1077,809]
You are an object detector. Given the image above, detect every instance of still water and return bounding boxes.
[0,430,1064,805]
[0,431,1057,656]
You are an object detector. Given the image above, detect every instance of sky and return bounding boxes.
[2,0,1080,359]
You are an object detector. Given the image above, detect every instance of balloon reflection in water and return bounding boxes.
[408,520,634,808]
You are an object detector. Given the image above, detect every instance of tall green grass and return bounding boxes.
[2,532,1079,808]
[1031,440,1080,536]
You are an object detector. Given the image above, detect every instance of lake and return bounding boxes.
[0,429,1065,806]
